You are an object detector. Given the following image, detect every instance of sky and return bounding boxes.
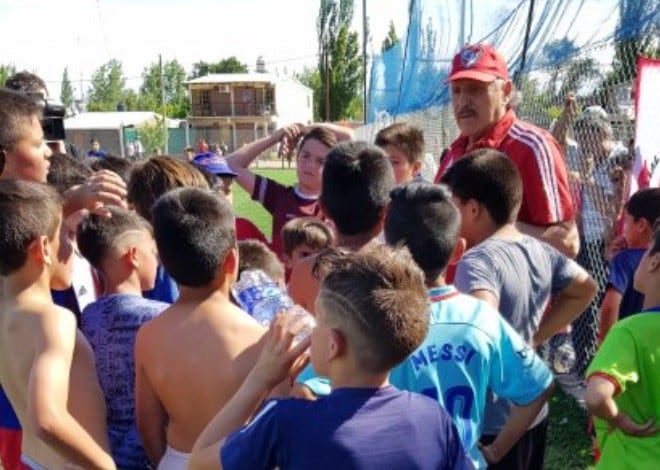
[0,0,410,99]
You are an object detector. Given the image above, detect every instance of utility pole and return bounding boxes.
[362,0,368,124]
[160,54,169,153]
[324,51,330,121]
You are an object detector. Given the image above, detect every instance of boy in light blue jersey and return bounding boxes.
[385,181,555,469]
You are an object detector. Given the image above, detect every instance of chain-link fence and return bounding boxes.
[356,39,647,392]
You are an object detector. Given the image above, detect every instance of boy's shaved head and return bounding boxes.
[315,245,429,373]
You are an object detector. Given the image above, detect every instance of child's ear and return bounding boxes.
[411,159,423,176]
[649,252,660,273]
[449,237,467,265]
[29,235,52,266]
[328,328,345,361]
[222,246,239,279]
[126,246,139,269]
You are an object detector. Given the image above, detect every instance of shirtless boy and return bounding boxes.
[134,187,270,470]
[0,180,114,470]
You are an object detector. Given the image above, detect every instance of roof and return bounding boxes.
[185,73,279,85]
[184,73,312,92]
[65,111,182,130]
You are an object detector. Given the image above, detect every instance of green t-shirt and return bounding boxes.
[586,310,660,469]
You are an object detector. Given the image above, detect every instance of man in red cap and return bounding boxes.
[435,43,579,258]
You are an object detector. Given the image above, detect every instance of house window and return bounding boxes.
[200,90,210,105]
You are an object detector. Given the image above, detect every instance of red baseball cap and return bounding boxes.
[445,44,509,83]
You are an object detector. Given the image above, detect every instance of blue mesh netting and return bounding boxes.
[367,0,660,122]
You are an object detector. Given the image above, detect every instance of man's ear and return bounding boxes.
[449,237,467,265]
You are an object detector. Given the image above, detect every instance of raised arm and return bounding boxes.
[226,124,304,195]
[29,309,116,470]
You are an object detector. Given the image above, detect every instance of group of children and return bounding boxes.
[0,79,659,470]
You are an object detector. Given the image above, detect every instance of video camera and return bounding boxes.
[32,95,67,141]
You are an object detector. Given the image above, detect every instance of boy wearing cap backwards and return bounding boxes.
[192,152,268,245]
[188,245,474,470]
[435,43,578,259]
[585,222,660,469]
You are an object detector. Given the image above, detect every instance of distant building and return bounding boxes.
[65,111,182,157]
[184,57,313,152]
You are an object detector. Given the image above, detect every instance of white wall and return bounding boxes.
[274,78,313,126]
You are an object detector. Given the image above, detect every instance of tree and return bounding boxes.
[189,56,249,79]
[87,59,126,111]
[0,64,16,87]
[60,67,74,113]
[138,117,166,155]
[139,59,189,118]
[381,20,400,53]
[317,0,362,121]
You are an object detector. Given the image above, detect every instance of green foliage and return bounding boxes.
[189,57,249,79]
[60,67,74,113]
[139,59,189,118]
[0,64,16,87]
[138,116,166,155]
[381,20,400,53]
[87,59,126,111]
[317,0,362,121]
[296,66,323,121]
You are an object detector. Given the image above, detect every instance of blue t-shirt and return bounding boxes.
[80,294,169,469]
[390,286,553,469]
[607,248,645,320]
[221,386,474,470]
[143,265,179,303]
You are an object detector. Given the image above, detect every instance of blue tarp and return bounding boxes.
[367,0,660,121]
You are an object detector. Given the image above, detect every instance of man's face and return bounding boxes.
[2,115,51,183]
[92,141,100,152]
[451,79,510,140]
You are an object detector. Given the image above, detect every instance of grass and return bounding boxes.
[236,168,597,469]
[233,168,298,239]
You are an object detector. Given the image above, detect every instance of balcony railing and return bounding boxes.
[190,101,276,118]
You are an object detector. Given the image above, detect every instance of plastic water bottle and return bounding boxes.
[285,305,316,346]
[551,335,576,375]
[232,269,294,326]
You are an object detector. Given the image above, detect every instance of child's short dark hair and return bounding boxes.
[88,155,133,183]
[281,217,335,256]
[298,126,337,152]
[374,123,425,163]
[624,188,660,227]
[76,206,152,270]
[152,187,236,287]
[47,153,93,193]
[127,156,210,221]
[385,182,460,282]
[237,240,284,281]
[0,180,61,275]
[0,88,41,154]
[316,245,429,373]
[440,148,522,225]
[321,141,394,235]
